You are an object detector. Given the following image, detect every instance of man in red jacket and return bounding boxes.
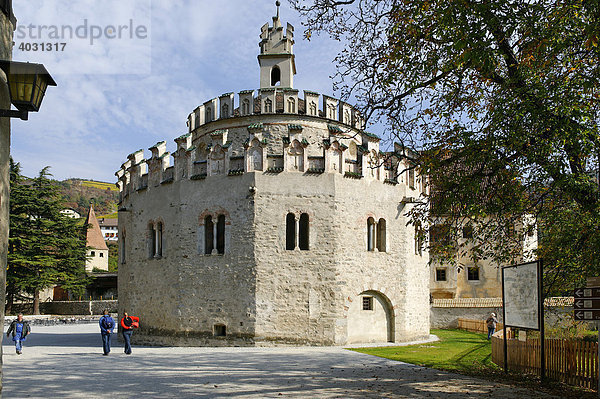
[120,312,139,354]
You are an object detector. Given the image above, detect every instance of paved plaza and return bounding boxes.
[2,323,556,398]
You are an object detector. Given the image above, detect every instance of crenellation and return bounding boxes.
[239,90,255,116]
[323,95,339,121]
[219,93,235,119]
[204,98,218,123]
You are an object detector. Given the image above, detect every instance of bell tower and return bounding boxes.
[258,1,296,89]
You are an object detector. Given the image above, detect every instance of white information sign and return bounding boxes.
[503,261,540,330]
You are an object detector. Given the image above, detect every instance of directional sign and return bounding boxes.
[574,299,600,309]
[574,310,600,321]
[574,287,600,298]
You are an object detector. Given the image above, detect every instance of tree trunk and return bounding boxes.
[33,289,40,315]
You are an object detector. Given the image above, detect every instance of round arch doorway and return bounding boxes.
[346,290,395,344]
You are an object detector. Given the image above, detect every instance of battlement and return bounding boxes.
[186,89,366,132]
[115,119,427,204]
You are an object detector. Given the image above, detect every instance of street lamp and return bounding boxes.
[0,61,56,120]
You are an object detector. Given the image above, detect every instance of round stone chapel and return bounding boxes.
[116,5,430,346]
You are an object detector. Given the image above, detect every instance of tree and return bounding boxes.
[7,160,89,314]
[291,0,600,292]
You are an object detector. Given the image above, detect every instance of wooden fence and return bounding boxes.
[490,329,598,390]
[458,317,504,334]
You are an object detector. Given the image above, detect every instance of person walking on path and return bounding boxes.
[6,314,31,355]
[486,312,498,340]
[120,312,139,355]
[99,309,115,355]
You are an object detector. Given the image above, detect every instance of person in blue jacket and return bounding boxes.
[99,309,115,355]
[6,313,30,355]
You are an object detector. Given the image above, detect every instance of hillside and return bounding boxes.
[58,178,119,217]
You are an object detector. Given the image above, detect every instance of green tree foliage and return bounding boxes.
[107,242,119,273]
[292,0,600,293]
[7,160,90,314]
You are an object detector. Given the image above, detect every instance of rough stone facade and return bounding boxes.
[117,9,430,347]
[0,3,15,391]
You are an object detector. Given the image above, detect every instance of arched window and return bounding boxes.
[414,222,423,256]
[205,106,212,122]
[271,65,281,86]
[221,103,229,118]
[242,99,250,115]
[216,215,226,254]
[328,104,336,119]
[287,97,295,113]
[204,216,214,254]
[299,213,309,250]
[264,98,273,113]
[286,213,295,250]
[156,221,163,257]
[367,217,376,251]
[376,218,386,252]
[249,140,263,171]
[309,101,317,116]
[120,229,126,264]
[194,111,200,128]
[148,222,156,258]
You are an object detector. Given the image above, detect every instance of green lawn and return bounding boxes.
[350,329,499,373]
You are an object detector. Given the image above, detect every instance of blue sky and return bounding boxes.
[9,0,366,182]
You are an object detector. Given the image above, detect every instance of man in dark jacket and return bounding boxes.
[99,309,115,355]
[6,313,30,355]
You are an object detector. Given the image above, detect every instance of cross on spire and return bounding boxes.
[276,1,280,18]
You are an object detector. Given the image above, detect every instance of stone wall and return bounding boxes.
[8,300,118,316]
[118,114,430,346]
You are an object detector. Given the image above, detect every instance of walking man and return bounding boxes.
[99,309,115,355]
[6,313,30,355]
[120,312,139,355]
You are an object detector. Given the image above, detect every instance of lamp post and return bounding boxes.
[0,61,56,120]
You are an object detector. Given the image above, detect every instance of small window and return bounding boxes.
[467,267,480,281]
[91,251,95,257]
[299,213,309,251]
[99,252,104,258]
[436,268,447,281]
[204,216,214,254]
[216,215,226,254]
[156,222,163,257]
[376,218,386,252]
[362,296,373,311]
[221,103,229,118]
[462,226,473,239]
[367,217,375,251]
[286,213,295,250]
[214,324,226,337]
[264,98,273,113]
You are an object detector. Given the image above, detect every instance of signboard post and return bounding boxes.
[501,260,544,379]
[573,281,600,396]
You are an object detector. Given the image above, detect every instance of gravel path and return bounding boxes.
[2,324,557,398]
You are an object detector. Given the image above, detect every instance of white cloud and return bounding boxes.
[11,0,368,182]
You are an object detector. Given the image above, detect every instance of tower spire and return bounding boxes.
[276,1,280,18]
